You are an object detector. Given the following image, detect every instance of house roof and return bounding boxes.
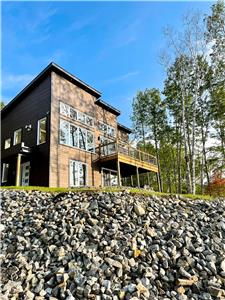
[95,99,121,116]
[1,62,102,117]
[117,123,132,134]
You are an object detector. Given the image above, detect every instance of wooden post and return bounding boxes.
[156,172,161,192]
[136,167,140,188]
[147,172,150,186]
[117,160,121,186]
[131,175,133,187]
[15,153,22,186]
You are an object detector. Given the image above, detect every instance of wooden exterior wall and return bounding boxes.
[1,75,51,186]
[49,72,118,188]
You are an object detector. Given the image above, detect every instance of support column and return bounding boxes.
[156,172,161,192]
[130,175,133,187]
[147,172,150,186]
[16,153,22,186]
[117,160,122,187]
[136,167,140,188]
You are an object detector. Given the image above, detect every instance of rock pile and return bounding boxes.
[0,189,225,300]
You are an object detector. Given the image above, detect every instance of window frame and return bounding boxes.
[37,117,47,145]
[59,101,94,128]
[69,160,88,187]
[1,163,9,183]
[13,128,22,146]
[59,118,95,153]
[4,138,11,149]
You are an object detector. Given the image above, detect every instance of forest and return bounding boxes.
[131,1,225,196]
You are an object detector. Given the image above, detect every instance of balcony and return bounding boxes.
[95,141,158,173]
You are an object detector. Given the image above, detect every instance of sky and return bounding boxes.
[2,1,213,128]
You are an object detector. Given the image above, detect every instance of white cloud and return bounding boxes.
[104,71,139,84]
[2,74,34,90]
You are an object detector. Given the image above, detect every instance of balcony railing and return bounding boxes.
[96,141,157,166]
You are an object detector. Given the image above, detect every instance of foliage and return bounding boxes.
[0,186,215,200]
[131,0,225,195]
[206,170,225,196]
[0,101,5,110]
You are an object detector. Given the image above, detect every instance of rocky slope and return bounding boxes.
[0,189,225,300]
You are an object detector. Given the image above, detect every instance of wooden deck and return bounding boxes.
[95,141,158,173]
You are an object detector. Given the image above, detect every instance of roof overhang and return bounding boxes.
[1,62,101,117]
[117,123,132,134]
[95,99,121,116]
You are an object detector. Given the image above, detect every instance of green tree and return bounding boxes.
[0,101,5,110]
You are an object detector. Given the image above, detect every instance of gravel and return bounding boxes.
[0,189,225,299]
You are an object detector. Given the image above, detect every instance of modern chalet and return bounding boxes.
[1,63,158,187]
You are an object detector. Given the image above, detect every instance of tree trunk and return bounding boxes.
[155,139,162,192]
[141,122,146,150]
[201,124,210,188]
[191,95,197,195]
[181,93,192,194]
[200,153,204,194]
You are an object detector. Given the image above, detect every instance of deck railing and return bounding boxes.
[97,141,157,166]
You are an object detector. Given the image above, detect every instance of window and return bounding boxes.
[60,102,70,117]
[79,128,86,150]
[70,160,87,187]
[70,124,78,147]
[87,131,94,152]
[37,117,47,145]
[59,119,95,153]
[4,138,11,149]
[78,112,86,124]
[108,126,116,137]
[86,115,94,127]
[2,163,9,183]
[59,120,70,144]
[102,168,118,186]
[13,129,22,145]
[99,122,116,137]
[59,101,94,127]
[70,108,77,121]
[99,122,107,133]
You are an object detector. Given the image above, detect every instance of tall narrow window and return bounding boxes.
[4,138,11,149]
[87,131,94,152]
[79,128,86,150]
[70,124,78,147]
[37,117,47,145]
[70,160,87,187]
[13,129,22,145]
[59,120,70,145]
[1,163,9,183]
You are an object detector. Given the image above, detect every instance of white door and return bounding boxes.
[21,162,30,186]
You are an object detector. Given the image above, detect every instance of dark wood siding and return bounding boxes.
[1,75,51,186]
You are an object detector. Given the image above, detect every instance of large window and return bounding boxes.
[59,119,95,153]
[99,122,116,137]
[59,101,94,127]
[1,163,9,183]
[59,120,70,145]
[102,168,118,186]
[13,128,22,145]
[70,160,87,187]
[4,138,11,149]
[37,117,47,145]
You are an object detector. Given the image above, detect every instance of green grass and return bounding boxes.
[0,185,217,200]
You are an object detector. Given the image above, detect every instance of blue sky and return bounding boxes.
[2,1,213,127]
